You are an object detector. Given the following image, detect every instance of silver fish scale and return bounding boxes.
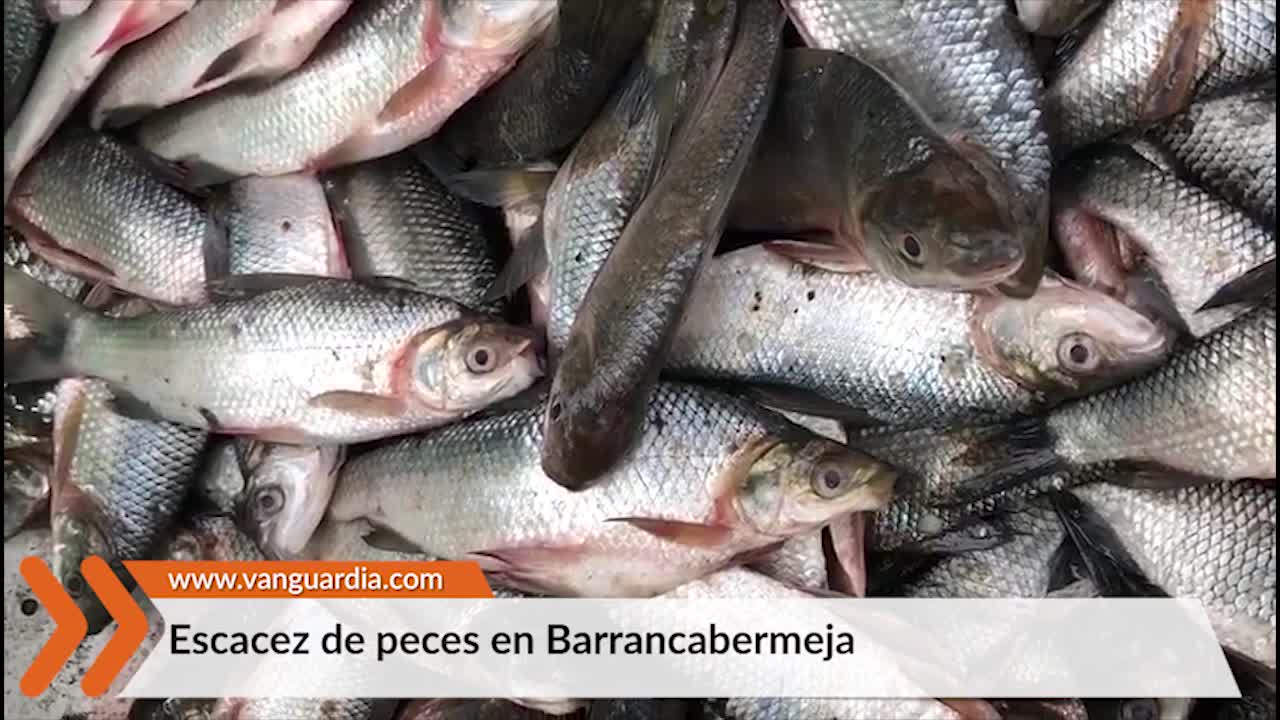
[1150,84,1277,225]
[225,174,342,278]
[784,0,1050,204]
[69,281,467,442]
[326,153,501,314]
[1049,302,1277,480]
[3,0,48,126]
[1073,481,1276,666]
[9,127,208,305]
[906,504,1064,598]
[1066,149,1275,336]
[4,228,86,300]
[1047,0,1277,151]
[59,380,207,561]
[333,383,798,596]
[668,247,1031,425]
[138,0,432,178]
[750,531,827,589]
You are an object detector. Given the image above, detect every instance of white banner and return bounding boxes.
[122,598,1239,698]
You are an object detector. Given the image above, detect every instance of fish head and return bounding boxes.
[50,510,112,634]
[858,147,1025,290]
[412,318,544,413]
[734,438,896,536]
[972,273,1174,396]
[440,0,558,53]
[539,355,640,491]
[238,443,344,559]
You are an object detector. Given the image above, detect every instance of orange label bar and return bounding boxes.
[123,561,493,599]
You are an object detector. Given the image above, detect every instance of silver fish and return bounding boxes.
[668,246,1172,426]
[1016,0,1106,36]
[4,0,50,128]
[136,0,441,183]
[784,0,1052,297]
[1056,145,1275,337]
[329,382,896,597]
[52,377,208,633]
[1145,80,1277,227]
[7,126,211,306]
[1046,0,1277,151]
[316,0,557,167]
[3,0,194,202]
[324,152,503,313]
[218,173,348,278]
[1068,480,1276,670]
[90,1,353,129]
[543,0,785,489]
[5,272,543,444]
[748,530,827,590]
[238,442,344,559]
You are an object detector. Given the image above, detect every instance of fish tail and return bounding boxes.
[3,268,91,382]
[938,417,1063,507]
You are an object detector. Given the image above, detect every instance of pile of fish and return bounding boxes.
[3,0,1276,718]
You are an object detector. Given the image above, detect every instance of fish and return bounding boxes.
[1045,0,1278,152]
[397,699,569,720]
[191,439,248,515]
[217,173,349,278]
[540,0,738,353]
[4,271,544,444]
[1055,145,1276,337]
[668,569,976,720]
[7,125,213,306]
[748,530,828,590]
[162,512,265,563]
[1061,480,1276,671]
[429,0,658,169]
[323,152,504,313]
[42,0,92,22]
[505,204,551,330]
[316,0,557,168]
[51,377,208,634]
[729,48,1026,292]
[1144,80,1277,227]
[89,1,353,129]
[328,382,896,597]
[4,0,50,129]
[4,227,90,304]
[667,246,1173,427]
[543,0,785,489]
[4,456,50,540]
[963,301,1276,500]
[135,0,442,184]
[1015,0,1106,36]
[3,0,195,202]
[211,697,398,720]
[238,442,344,559]
[783,0,1052,298]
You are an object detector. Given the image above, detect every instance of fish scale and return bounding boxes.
[1072,481,1276,668]
[3,0,49,128]
[1050,302,1276,480]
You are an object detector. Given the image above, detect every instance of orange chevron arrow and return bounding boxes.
[19,556,87,697]
[79,556,148,696]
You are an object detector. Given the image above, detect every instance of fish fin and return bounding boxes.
[362,527,423,554]
[1138,0,1213,123]
[194,36,260,90]
[307,390,407,418]
[78,282,117,311]
[1047,531,1088,593]
[465,545,584,579]
[825,512,867,597]
[483,218,547,302]
[94,3,161,56]
[743,383,880,425]
[443,165,557,209]
[1199,259,1276,311]
[2,269,91,382]
[933,418,1063,507]
[1049,490,1168,598]
[205,272,333,299]
[762,239,871,273]
[608,517,734,548]
[52,386,89,495]
[613,60,680,191]
[1046,578,1100,599]
[202,208,232,284]
[105,388,170,423]
[413,140,466,178]
[95,104,160,130]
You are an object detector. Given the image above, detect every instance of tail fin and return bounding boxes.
[932,417,1063,508]
[4,268,90,382]
[1048,490,1167,598]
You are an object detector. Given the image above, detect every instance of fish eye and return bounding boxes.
[63,572,85,597]
[465,346,496,374]
[898,233,924,262]
[254,487,285,517]
[1057,332,1100,373]
[811,463,851,499]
